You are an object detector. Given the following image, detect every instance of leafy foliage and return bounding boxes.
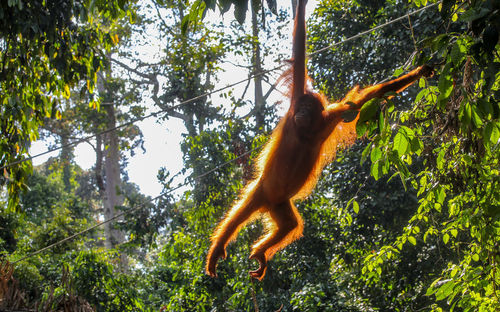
[1,0,499,311]
[305,0,500,311]
[71,250,148,311]
[0,0,133,210]
[181,0,278,31]
[319,0,500,311]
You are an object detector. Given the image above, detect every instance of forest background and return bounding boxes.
[1,0,499,311]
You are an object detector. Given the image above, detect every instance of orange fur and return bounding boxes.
[205,0,432,280]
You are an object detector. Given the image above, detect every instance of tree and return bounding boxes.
[182,0,278,28]
[139,1,293,310]
[0,0,134,210]
[110,0,226,138]
[301,1,446,310]
[309,0,500,311]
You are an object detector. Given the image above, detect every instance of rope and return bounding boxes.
[11,144,261,264]
[309,2,440,56]
[0,67,283,171]
[9,2,440,263]
[0,1,439,171]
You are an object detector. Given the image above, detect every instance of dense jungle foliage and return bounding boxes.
[1,0,499,311]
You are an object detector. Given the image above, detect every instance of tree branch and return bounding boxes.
[111,58,152,80]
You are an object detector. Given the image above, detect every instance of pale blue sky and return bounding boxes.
[31,1,318,197]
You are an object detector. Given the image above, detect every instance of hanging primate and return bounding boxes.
[206,0,433,280]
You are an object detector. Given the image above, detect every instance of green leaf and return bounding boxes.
[63,84,70,99]
[437,63,453,108]
[371,161,383,180]
[458,7,490,22]
[426,281,440,296]
[460,101,472,126]
[435,186,446,204]
[358,98,380,123]
[408,236,417,245]
[484,122,500,145]
[181,0,206,35]
[470,103,483,128]
[450,229,458,238]
[478,98,493,117]
[443,233,450,244]
[345,213,352,226]
[371,147,382,163]
[393,67,404,77]
[450,266,459,278]
[450,41,466,66]
[393,129,409,157]
[360,142,372,164]
[353,201,359,214]
[356,122,367,137]
[357,98,381,136]
[410,137,424,155]
[435,280,455,301]
[436,148,446,170]
[419,76,426,88]
[234,0,248,24]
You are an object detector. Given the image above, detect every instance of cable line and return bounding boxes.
[9,2,440,263]
[309,1,440,56]
[0,1,438,171]
[0,67,283,171]
[11,145,260,264]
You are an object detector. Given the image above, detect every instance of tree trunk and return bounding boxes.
[97,60,128,272]
[104,103,128,270]
[95,134,105,193]
[251,3,265,132]
[60,132,73,192]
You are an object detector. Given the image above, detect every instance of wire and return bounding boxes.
[9,2,440,263]
[11,144,261,264]
[309,2,440,56]
[0,1,439,171]
[0,66,284,171]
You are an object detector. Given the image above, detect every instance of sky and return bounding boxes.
[31,1,318,197]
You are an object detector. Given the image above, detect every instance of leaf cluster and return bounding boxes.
[0,0,133,210]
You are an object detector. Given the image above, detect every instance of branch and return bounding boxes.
[263,78,286,99]
[238,79,252,102]
[225,59,252,69]
[112,57,161,104]
[163,108,188,122]
[111,58,152,80]
[242,107,256,120]
[130,78,152,85]
[204,68,212,90]
[153,2,168,29]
